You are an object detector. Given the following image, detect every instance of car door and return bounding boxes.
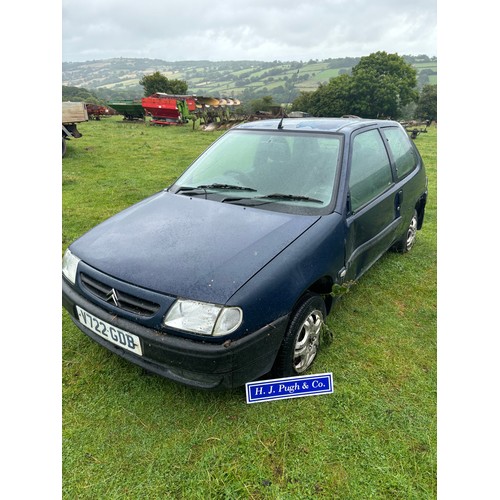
[380,125,425,225]
[344,127,401,280]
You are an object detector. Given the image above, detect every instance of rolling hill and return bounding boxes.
[62,55,437,104]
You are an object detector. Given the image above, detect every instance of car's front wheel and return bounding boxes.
[273,294,326,377]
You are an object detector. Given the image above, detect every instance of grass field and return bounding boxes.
[62,116,437,498]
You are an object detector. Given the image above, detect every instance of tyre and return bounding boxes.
[62,137,67,157]
[393,210,418,253]
[273,294,326,377]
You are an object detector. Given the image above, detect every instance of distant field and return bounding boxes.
[189,60,436,96]
[62,116,436,499]
[414,62,438,69]
[63,57,437,102]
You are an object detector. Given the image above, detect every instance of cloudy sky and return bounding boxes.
[62,0,436,62]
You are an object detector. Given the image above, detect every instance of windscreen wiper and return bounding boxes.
[222,192,324,205]
[256,193,323,203]
[198,183,257,191]
[174,183,256,195]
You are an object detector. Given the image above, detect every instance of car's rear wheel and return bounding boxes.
[393,210,418,253]
[273,294,326,377]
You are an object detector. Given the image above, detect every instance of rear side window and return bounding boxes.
[349,129,393,212]
[382,127,418,179]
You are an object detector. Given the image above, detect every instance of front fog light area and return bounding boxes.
[164,299,242,336]
[62,249,80,284]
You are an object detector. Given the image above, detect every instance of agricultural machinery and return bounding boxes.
[108,93,242,126]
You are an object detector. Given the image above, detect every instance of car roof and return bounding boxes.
[234,117,400,134]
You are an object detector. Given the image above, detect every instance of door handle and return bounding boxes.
[395,190,403,216]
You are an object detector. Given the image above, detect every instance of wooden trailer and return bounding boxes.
[62,101,88,157]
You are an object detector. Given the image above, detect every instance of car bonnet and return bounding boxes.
[71,191,321,304]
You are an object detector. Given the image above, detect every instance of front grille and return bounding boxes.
[80,273,160,316]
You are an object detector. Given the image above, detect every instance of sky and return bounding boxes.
[62,0,437,62]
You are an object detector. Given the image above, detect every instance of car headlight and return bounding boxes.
[164,299,243,336]
[62,248,80,284]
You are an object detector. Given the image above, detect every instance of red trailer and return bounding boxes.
[86,103,111,120]
[142,93,197,125]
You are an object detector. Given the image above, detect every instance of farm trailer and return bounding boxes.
[62,101,88,157]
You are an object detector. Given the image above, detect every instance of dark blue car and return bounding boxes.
[62,118,427,389]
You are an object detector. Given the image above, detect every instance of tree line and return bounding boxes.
[290,52,436,121]
[63,52,437,121]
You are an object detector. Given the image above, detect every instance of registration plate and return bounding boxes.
[76,306,143,356]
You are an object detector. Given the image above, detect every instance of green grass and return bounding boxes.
[62,116,437,499]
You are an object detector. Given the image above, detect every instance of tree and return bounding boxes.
[139,71,188,96]
[291,51,418,119]
[247,95,277,113]
[303,74,353,117]
[417,69,437,87]
[291,91,315,113]
[350,52,418,118]
[62,85,103,104]
[416,84,437,121]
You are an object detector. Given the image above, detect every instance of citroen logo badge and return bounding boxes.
[106,288,120,307]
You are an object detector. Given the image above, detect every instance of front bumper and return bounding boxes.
[62,278,288,389]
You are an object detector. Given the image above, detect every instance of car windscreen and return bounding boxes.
[171,129,342,214]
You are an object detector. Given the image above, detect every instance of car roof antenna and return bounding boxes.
[278,68,298,130]
[277,108,285,130]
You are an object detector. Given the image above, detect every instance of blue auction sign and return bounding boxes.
[246,373,334,404]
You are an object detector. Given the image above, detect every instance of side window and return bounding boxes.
[349,129,393,212]
[382,127,418,179]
